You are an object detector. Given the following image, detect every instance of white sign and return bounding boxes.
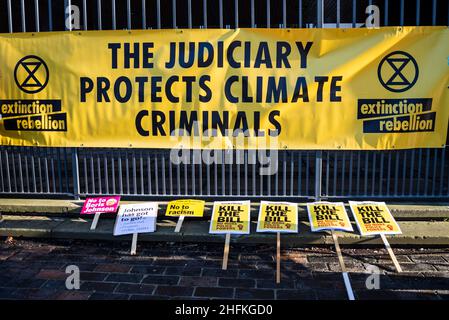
[113,202,158,236]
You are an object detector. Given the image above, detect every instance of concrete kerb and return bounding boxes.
[1,213,449,245]
[1,199,449,220]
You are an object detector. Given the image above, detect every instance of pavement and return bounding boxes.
[1,198,449,300]
[1,199,449,245]
[1,238,449,300]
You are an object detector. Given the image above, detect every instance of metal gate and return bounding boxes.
[0,0,448,200]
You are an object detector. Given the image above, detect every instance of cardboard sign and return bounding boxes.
[209,201,250,234]
[165,199,205,217]
[256,201,298,233]
[80,196,120,214]
[307,202,353,232]
[113,202,158,236]
[349,201,401,236]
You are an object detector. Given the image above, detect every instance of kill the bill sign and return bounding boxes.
[257,201,298,233]
[209,201,251,234]
[307,202,353,232]
[349,201,401,236]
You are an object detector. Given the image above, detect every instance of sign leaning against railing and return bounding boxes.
[0,27,448,150]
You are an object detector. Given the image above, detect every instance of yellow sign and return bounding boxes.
[209,201,250,234]
[165,199,205,217]
[1,27,448,149]
[307,202,353,232]
[257,201,298,233]
[349,201,402,236]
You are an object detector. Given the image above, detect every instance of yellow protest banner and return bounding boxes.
[209,201,250,234]
[307,202,353,232]
[1,27,448,150]
[349,201,402,236]
[165,199,205,217]
[256,201,298,233]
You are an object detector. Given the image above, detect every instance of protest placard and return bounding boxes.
[165,199,205,232]
[209,201,250,234]
[256,201,297,283]
[349,201,402,272]
[209,200,250,270]
[113,202,158,255]
[349,201,401,236]
[307,201,355,299]
[80,196,121,230]
[307,202,353,232]
[256,201,298,233]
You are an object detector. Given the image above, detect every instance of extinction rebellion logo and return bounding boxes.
[0,55,67,132]
[358,51,435,134]
[14,55,49,94]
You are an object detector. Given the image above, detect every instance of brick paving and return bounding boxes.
[1,237,449,300]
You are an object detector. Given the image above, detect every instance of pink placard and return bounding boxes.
[81,196,121,214]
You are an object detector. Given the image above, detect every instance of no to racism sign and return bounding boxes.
[209,201,250,234]
[349,201,401,236]
[165,199,205,217]
[256,201,298,233]
[307,202,353,232]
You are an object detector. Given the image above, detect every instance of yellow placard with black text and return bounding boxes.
[307,202,353,232]
[165,199,205,217]
[349,201,402,236]
[209,201,250,234]
[256,201,298,233]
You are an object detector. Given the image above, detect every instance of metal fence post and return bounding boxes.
[315,150,323,201]
[317,0,323,28]
[72,148,80,199]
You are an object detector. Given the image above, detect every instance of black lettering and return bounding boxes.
[135,110,149,136]
[227,41,241,68]
[254,42,272,68]
[268,110,281,136]
[108,43,121,68]
[225,76,239,103]
[330,76,343,102]
[276,42,291,68]
[198,42,214,67]
[199,75,212,103]
[97,77,110,102]
[80,77,93,102]
[152,111,166,136]
[296,41,313,68]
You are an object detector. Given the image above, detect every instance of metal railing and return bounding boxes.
[0,0,448,200]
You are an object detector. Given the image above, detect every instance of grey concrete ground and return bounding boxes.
[1,238,449,300]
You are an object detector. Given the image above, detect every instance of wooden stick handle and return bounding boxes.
[174,215,185,233]
[130,233,138,256]
[332,230,355,300]
[222,233,231,270]
[331,230,346,273]
[342,272,355,300]
[276,232,281,284]
[90,213,101,230]
[380,234,402,273]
